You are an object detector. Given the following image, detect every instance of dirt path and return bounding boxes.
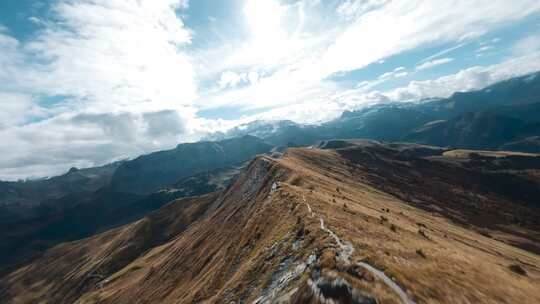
[302,195,416,304]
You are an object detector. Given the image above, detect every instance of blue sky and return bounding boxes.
[0,0,540,179]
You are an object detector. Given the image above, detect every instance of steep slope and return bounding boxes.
[0,193,218,303]
[2,142,540,303]
[0,189,187,274]
[111,135,273,194]
[0,136,273,273]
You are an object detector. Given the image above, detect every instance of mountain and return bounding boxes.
[110,135,273,194]
[2,141,539,303]
[322,104,435,141]
[0,162,122,223]
[406,108,540,149]
[0,136,273,273]
[206,120,321,147]
[206,72,540,152]
[416,71,540,119]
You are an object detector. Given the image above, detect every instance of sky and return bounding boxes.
[0,0,540,180]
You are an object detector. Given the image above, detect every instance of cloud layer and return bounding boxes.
[1,0,540,179]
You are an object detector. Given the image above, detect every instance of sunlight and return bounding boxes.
[244,0,285,42]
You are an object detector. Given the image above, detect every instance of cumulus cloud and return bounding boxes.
[70,112,141,142]
[227,50,540,128]
[2,0,540,179]
[218,71,246,89]
[143,110,186,138]
[416,58,454,70]
[197,0,540,112]
[0,108,194,180]
[387,52,540,101]
[0,0,199,179]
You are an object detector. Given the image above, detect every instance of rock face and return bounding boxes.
[1,141,540,303]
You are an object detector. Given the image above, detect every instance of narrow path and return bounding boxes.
[319,217,354,264]
[356,262,416,304]
[302,195,314,217]
[302,194,416,304]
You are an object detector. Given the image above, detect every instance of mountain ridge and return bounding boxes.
[2,141,539,303]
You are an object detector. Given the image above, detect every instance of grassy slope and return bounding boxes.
[1,144,539,303]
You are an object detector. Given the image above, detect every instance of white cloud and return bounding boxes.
[143,110,186,138]
[197,0,540,112]
[0,108,198,180]
[318,1,540,79]
[0,93,43,129]
[337,0,390,19]
[513,34,540,55]
[418,43,467,64]
[387,52,540,101]
[1,0,196,115]
[0,0,200,179]
[357,66,410,92]
[2,0,540,179]
[416,57,454,70]
[236,51,540,128]
[475,45,495,53]
[218,71,246,89]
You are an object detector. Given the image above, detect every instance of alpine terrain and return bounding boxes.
[1,141,539,303]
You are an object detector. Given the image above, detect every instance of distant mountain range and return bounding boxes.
[207,71,540,151]
[110,135,272,194]
[0,162,123,222]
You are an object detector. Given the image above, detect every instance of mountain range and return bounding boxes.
[1,140,539,303]
[1,72,540,302]
[0,135,272,273]
[208,71,540,151]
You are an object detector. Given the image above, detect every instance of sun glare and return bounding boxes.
[244,0,285,42]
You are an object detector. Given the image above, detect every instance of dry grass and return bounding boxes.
[2,146,540,304]
[443,149,540,158]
